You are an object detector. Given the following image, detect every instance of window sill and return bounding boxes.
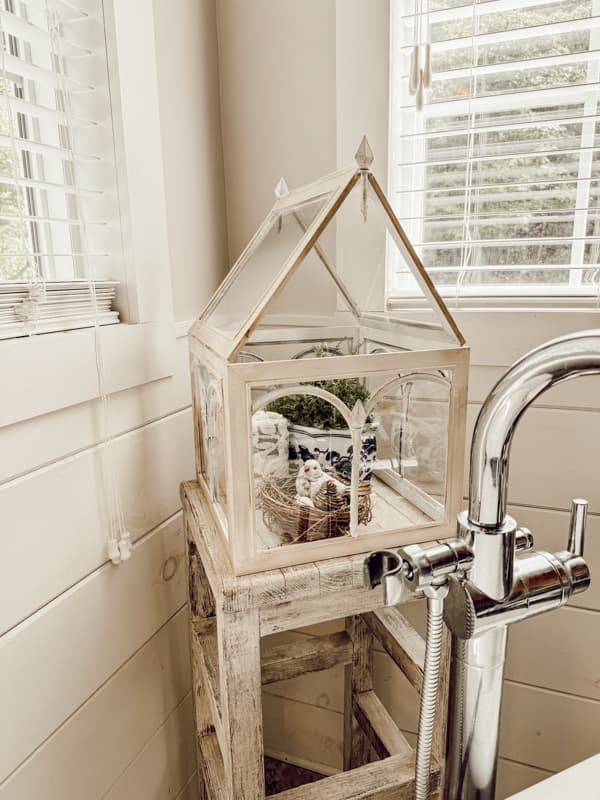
[388,294,600,311]
[454,308,600,367]
[0,321,177,428]
[385,297,600,368]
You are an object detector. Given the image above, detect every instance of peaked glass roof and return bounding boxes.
[193,156,464,361]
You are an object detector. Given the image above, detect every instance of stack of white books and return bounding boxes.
[0,280,120,340]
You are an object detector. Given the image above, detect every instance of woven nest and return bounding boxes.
[257,475,372,544]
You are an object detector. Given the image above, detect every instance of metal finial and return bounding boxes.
[355,136,374,170]
[274,176,289,199]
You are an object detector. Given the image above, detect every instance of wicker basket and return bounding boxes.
[257,474,373,544]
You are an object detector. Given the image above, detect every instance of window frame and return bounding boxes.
[0,0,176,428]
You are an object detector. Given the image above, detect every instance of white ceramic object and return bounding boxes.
[506,754,600,799]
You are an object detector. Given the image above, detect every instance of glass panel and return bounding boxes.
[250,381,363,551]
[238,335,357,363]
[361,371,451,534]
[249,368,452,550]
[201,194,332,338]
[196,363,228,530]
[247,218,361,358]
[310,178,458,350]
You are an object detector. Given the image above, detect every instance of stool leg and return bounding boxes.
[218,608,265,799]
[185,530,215,799]
[343,615,374,771]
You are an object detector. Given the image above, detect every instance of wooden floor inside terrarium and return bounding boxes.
[255,474,436,551]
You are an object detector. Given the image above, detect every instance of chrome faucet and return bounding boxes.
[364,330,598,800]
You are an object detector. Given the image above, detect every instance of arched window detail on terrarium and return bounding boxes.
[250,384,372,551]
[194,362,229,534]
[360,372,452,535]
[189,138,470,574]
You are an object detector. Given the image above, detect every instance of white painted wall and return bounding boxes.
[215,2,600,798]
[0,2,227,798]
[216,0,337,263]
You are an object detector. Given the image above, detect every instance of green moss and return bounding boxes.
[267,376,369,430]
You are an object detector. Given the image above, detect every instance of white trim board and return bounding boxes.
[0,334,191,485]
[0,321,176,428]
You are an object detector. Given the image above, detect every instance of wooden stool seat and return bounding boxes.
[182,481,450,799]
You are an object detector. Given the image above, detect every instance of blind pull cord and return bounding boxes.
[45,0,130,565]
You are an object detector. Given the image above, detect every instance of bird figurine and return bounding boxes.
[295,459,348,509]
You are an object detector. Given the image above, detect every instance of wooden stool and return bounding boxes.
[181,481,450,800]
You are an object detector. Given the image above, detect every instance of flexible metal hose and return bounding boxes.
[415,590,446,800]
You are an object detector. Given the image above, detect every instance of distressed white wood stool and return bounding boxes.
[181,481,451,800]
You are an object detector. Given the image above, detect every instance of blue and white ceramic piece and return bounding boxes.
[287,423,377,481]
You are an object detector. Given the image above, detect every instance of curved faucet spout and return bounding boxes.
[469,329,600,529]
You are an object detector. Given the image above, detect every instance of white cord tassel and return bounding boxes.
[422,43,432,89]
[409,0,432,110]
[416,69,425,111]
[409,46,420,94]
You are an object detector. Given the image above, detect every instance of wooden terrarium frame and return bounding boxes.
[189,138,469,575]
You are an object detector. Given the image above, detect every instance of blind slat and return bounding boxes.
[415,236,600,249]
[392,111,600,143]
[0,252,108,257]
[14,0,89,18]
[395,264,596,274]
[399,81,600,115]
[0,212,106,225]
[427,48,600,83]
[398,144,600,169]
[0,93,98,127]
[401,15,599,53]
[395,176,600,197]
[399,0,575,25]
[2,52,93,92]
[0,132,100,162]
[400,208,600,224]
[0,174,102,196]
[0,9,91,56]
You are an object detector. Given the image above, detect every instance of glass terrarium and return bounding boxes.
[189,139,469,575]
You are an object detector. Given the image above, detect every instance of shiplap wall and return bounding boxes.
[0,1,227,797]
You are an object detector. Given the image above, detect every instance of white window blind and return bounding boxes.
[389,0,600,300]
[0,0,121,336]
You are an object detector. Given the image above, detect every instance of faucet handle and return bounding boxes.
[567,498,588,557]
[515,527,534,551]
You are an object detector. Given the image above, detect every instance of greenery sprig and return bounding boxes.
[266,343,370,431]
